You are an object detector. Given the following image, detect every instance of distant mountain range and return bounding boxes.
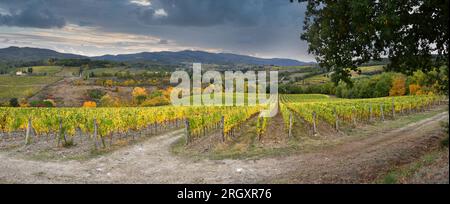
[0,46,313,66]
[0,46,85,62]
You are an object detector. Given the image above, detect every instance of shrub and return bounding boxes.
[44,99,57,107]
[83,101,97,107]
[87,89,106,100]
[132,87,147,97]
[141,96,170,107]
[409,84,421,95]
[389,76,406,96]
[30,100,53,107]
[100,94,120,107]
[9,98,19,107]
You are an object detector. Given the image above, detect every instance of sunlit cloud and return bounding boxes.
[0,24,221,56]
[154,9,168,18]
[130,0,152,7]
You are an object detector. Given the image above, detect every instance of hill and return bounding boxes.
[93,50,312,66]
[0,46,86,62]
[0,47,312,66]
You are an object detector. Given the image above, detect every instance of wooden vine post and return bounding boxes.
[312,111,317,136]
[25,117,32,145]
[369,103,373,122]
[380,104,385,121]
[184,119,190,145]
[93,118,98,150]
[352,106,357,127]
[288,112,293,138]
[334,107,339,131]
[220,116,225,143]
[391,98,395,119]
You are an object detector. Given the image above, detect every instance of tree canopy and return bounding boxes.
[299,0,449,85]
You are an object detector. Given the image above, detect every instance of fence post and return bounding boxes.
[369,103,373,122]
[93,118,98,150]
[312,111,317,136]
[380,104,385,121]
[25,117,32,145]
[352,106,357,127]
[334,108,339,131]
[391,98,395,119]
[184,119,190,145]
[220,116,225,143]
[288,112,293,138]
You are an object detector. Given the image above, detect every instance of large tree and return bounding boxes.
[298,0,449,85]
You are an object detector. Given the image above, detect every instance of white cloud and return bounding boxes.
[130,0,152,7]
[153,9,168,18]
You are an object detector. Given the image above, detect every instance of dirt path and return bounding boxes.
[0,112,448,184]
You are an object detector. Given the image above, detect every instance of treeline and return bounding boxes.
[0,58,183,75]
[280,67,449,98]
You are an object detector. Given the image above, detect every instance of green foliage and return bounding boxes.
[30,100,54,107]
[336,72,399,98]
[9,98,19,107]
[87,89,107,100]
[301,0,449,85]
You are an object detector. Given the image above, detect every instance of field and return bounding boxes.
[0,76,62,101]
[293,65,385,86]
[0,94,445,150]
[0,93,448,183]
[84,67,127,76]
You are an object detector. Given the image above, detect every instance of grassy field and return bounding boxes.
[296,73,331,86]
[16,66,62,75]
[0,76,62,101]
[55,67,80,77]
[15,66,80,77]
[84,67,127,76]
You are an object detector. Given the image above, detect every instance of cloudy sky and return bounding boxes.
[0,0,314,61]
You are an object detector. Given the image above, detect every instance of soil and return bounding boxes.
[0,111,447,184]
[29,77,134,107]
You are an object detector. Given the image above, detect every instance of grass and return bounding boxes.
[358,65,384,74]
[55,67,80,77]
[16,66,62,75]
[377,149,445,184]
[84,67,126,76]
[300,74,330,85]
[0,76,62,100]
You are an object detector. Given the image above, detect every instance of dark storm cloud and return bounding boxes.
[0,0,65,28]
[0,0,313,61]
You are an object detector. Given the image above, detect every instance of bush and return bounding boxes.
[87,89,106,100]
[83,101,97,108]
[389,76,406,96]
[30,100,54,107]
[9,98,19,107]
[141,96,170,107]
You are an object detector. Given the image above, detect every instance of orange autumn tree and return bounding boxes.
[83,101,97,107]
[389,76,406,96]
[132,87,148,105]
[409,84,422,95]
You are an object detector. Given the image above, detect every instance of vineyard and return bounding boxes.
[0,105,266,149]
[280,94,447,136]
[0,94,447,154]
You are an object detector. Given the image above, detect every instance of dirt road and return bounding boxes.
[0,112,448,184]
